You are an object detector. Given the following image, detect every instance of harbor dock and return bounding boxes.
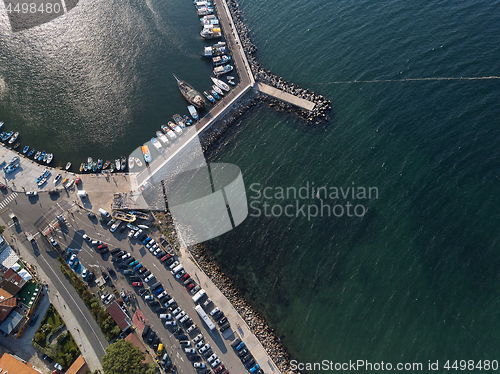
[255,81,316,111]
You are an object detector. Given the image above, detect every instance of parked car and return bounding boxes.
[82,269,88,279]
[110,222,120,232]
[207,353,217,363]
[193,334,204,344]
[194,362,206,368]
[91,240,102,245]
[144,273,154,282]
[199,344,210,354]
[143,236,152,244]
[215,364,226,373]
[160,254,171,262]
[42,354,53,363]
[133,229,143,238]
[49,237,58,247]
[165,321,177,326]
[185,348,196,354]
[180,340,191,347]
[132,282,143,287]
[26,191,37,196]
[97,244,107,250]
[145,295,154,300]
[175,270,186,279]
[220,321,230,332]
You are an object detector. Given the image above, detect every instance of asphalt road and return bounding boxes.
[1,192,109,361]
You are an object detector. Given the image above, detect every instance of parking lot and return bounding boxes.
[51,207,264,374]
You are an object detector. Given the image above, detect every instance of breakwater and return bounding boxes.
[225,0,331,124]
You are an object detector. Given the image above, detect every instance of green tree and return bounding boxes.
[0,225,5,234]
[102,340,146,374]
[144,363,157,374]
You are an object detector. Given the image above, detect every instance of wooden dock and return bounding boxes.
[255,82,316,111]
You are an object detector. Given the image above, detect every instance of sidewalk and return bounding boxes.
[178,246,282,374]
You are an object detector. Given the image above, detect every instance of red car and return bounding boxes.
[0,183,6,189]
[214,364,225,374]
[160,254,171,262]
[132,282,143,287]
[186,283,195,291]
[181,273,190,281]
[97,244,108,250]
[75,178,81,185]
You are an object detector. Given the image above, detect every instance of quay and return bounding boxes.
[255,82,316,111]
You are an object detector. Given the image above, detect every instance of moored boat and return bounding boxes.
[173,74,205,108]
[34,151,41,159]
[38,151,46,161]
[92,162,97,172]
[79,163,84,172]
[202,41,226,58]
[212,84,223,96]
[227,79,236,86]
[211,76,230,92]
[121,157,126,170]
[168,121,183,134]
[210,89,220,100]
[65,162,71,170]
[3,131,13,142]
[28,148,35,157]
[151,138,162,151]
[42,153,49,162]
[110,162,115,172]
[8,131,18,144]
[188,105,199,120]
[13,142,20,149]
[203,91,215,103]
[98,159,103,169]
[22,146,29,154]
[128,156,134,170]
[142,145,152,163]
[87,157,92,166]
[161,124,177,139]
[200,26,221,39]
[182,115,193,126]
[212,55,231,66]
[115,159,121,171]
[103,160,110,169]
[46,153,53,164]
[156,131,169,144]
[173,114,185,128]
[135,157,143,167]
[0,122,3,129]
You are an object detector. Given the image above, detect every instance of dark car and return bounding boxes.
[149,300,160,307]
[152,336,160,349]
[156,307,168,314]
[176,334,188,340]
[119,224,127,233]
[218,317,228,325]
[129,275,140,282]
[48,190,59,195]
[126,257,136,264]
[140,233,147,241]
[220,321,230,332]
[142,324,151,338]
[42,354,53,363]
[148,330,155,343]
[138,267,147,274]
[87,272,95,282]
[237,348,249,357]
[142,270,151,278]
[156,250,166,258]
[117,264,128,270]
[213,311,223,321]
[165,257,175,266]
[116,250,125,257]
[110,248,120,255]
[87,212,96,219]
[102,272,110,282]
[245,359,256,369]
[107,267,116,276]
[231,338,242,349]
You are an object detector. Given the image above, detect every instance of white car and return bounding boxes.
[196,341,205,349]
[110,223,119,233]
[82,234,91,242]
[133,229,143,238]
[144,273,154,282]
[122,253,131,260]
[185,348,196,354]
[207,353,217,363]
[92,240,102,245]
[169,261,179,270]
[146,240,155,249]
[25,191,37,196]
[49,237,58,247]
[193,362,206,368]
[128,230,135,238]
[193,334,204,344]
[180,340,191,346]
[209,307,220,316]
[199,344,210,353]
[157,291,168,299]
[54,363,63,370]
[175,311,186,320]
[160,314,172,320]
[172,307,182,316]
[186,324,197,334]
[82,269,88,278]
[165,321,177,326]
[211,358,221,368]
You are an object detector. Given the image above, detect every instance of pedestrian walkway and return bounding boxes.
[0,192,18,210]
[255,82,316,110]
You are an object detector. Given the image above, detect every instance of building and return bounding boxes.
[106,301,131,332]
[0,288,16,322]
[65,354,89,374]
[0,352,43,374]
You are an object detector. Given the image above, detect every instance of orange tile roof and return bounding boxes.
[65,354,89,374]
[0,352,41,374]
[0,288,16,321]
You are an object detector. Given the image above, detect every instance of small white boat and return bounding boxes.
[156,131,169,144]
[115,159,121,171]
[187,106,199,120]
[151,137,162,151]
[211,76,230,92]
[142,145,152,163]
[161,124,177,139]
[128,156,135,169]
[212,84,223,96]
[8,131,19,144]
[135,157,143,167]
[213,64,233,76]
[46,153,53,164]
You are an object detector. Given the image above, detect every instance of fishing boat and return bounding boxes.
[200,26,221,39]
[161,124,177,139]
[8,132,18,144]
[168,121,183,134]
[79,163,84,172]
[13,143,20,149]
[182,115,193,126]
[42,153,49,162]
[156,131,169,144]
[142,145,152,163]
[34,151,41,159]
[211,76,230,92]
[3,131,13,141]
[46,153,53,164]
[227,79,236,86]
[112,211,137,223]
[197,6,214,16]
[65,162,71,171]
[128,156,134,170]
[188,105,199,120]
[173,74,205,108]
[210,89,220,100]
[87,157,92,166]
[173,114,185,128]
[38,151,46,161]
[203,91,215,103]
[212,55,231,66]
[151,138,162,151]
[97,159,103,169]
[0,132,5,140]
[4,163,19,173]
[0,122,3,129]
[121,157,126,170]
[84,162,89,172]
[22,146,29,154]
[54,174,61,184]
[115,159,121,171]
[201,14,219,27]
[103,160,110,169]
[110,162,115,172]
[135,157,143,167]
[28,148,35,157]
[212,84,223,96]
[92,162,97,172]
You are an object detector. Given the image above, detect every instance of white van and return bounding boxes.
[171,264,183,275]
[192,289,206,303]
[98,208,111,217]
[77,190,87,198]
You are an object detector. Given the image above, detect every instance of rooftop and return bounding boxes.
[65,354,89,374]
[106,301,131,331]
[0,352,41,374]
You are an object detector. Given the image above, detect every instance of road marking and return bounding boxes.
[0,192,18,209]
[38,254,107,354]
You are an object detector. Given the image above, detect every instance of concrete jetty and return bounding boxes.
[255,81,316,111]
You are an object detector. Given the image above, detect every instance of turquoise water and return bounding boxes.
[2,0,500,371]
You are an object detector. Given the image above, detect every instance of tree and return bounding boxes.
[0,225,5,234]
[144,363,157,374]
[102,340,146,374]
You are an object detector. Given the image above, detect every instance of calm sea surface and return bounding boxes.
[1,0,500,372]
